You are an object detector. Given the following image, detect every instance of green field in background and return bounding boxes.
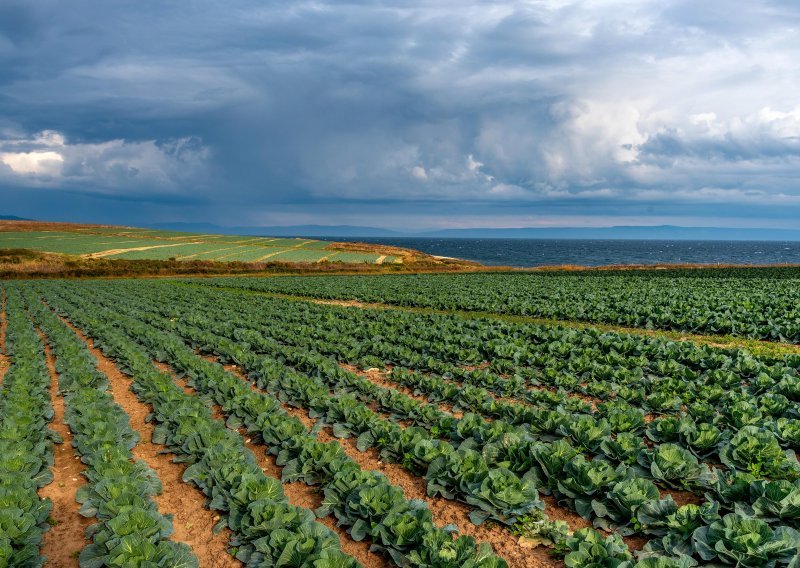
[0,229,391,264]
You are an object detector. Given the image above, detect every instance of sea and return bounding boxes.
[326,238,800,269]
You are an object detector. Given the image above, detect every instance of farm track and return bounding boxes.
[38,337,92,567]
[198,285,800,358]
[202,354,567,568]
[55,313,241,568]
[0,287,9,385]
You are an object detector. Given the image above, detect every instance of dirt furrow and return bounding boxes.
[56,315,240,568]
[39,338,93,568]
[0,287,9,385]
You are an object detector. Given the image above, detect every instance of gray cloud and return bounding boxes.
[1,0,799,228]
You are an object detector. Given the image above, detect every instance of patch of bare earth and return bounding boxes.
[213,357,569,568]
[0,288,9,385]
[54,313,240,568]
[309,298,385,310]
[39,339,93,567]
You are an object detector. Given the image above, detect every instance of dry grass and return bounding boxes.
[0,248,486,279]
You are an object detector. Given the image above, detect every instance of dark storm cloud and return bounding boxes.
[1,1,799,228]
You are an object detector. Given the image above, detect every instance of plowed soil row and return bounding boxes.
[39,338,92,567]
[54,312,239,568]
[0,287,9,385]
[58,307,386,568]
[344,363,702,515]
[200,354,570,568]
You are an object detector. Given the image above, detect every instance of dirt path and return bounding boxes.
[176,244,247,260]
[39,339,93,567]
[83,242,201,258]
[254,249,290,262]
[208,357,568,568]
[0,287,9,385]
[56,316,240,568]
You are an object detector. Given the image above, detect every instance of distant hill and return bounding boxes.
[148,222,403,237]
[149,222,800,241]
[0,220,409,264]
[418,226,800,241]
[0,215,32,221]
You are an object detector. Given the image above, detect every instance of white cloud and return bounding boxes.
[0,130,210,194]
[1,151,64,175]
[410,165,428,180]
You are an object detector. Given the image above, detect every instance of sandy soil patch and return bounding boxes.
[39,339,93,567]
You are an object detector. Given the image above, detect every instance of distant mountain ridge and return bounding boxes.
[0,215,32,221]
[148,222,800,241]
[147,222,405,237]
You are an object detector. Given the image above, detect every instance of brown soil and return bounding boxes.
[0,220,121,233]
[340,365,666,554]
[55,314,240,567]
[665,488,705,508]
[0,287,9,385]
[39,339,93,567]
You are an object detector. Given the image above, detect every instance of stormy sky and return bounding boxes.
[1,1,799,230]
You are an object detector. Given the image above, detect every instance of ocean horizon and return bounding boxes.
[319,237,800,268]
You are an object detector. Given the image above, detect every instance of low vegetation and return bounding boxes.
[4,276,800,567]
[201,268,800,344]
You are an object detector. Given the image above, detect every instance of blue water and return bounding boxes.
[329,238,800,268]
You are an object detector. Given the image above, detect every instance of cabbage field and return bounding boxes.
[194,268,800,343]
[2,277,800,567]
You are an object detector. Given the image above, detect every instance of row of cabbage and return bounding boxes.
[44,280,800,567]
[19,287,199,567]
[35,282,508,568]
[21,285,367,568]
[0,285,54,567]
[181,278,800,408]
[123,281,800,476]
[192,268,800,342]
